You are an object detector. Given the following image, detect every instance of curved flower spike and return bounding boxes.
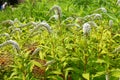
[0,33,11,40]
[1,20,14,25]
[11,28,22,34]
[20,21,38,28]
[32,48,41,56]
[0,40,20,53]
[31,21,52,34]
[48,5,62,22]
[43,60,56,67]
[49,5,62,17]
[94,7,107,13]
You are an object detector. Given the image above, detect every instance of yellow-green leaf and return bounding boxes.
[32,60,42,68]
[92,71,105,78]
[82,73,89,80]
[96,59,106,64]
[111,69,120,78]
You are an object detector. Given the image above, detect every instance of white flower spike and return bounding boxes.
[0,40,20,52]
[83,23,91,36]
[109,20,113,27]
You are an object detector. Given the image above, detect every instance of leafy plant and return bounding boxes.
[0,0,120,80]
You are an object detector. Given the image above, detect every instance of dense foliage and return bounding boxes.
[0,0,120,80]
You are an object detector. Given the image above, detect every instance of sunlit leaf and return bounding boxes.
[51,70,62,75]
[65,67,74,71]
[111,69,120,78]
[47,75,63,80]
[82,73,90,80]
[96,59,106,64]
[31,60,42,68]
[92,71,105,78]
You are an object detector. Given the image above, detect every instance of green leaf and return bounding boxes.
[105,13,118,21]
[47,75,63,80]
[111,69,120,78]
[96,59,106,64]
[63,62,68,68]
[65,70,69,80]
[65,67,74,71]
[51,70,62,75]
[82,73,90,80]
[32,60,42,68]
[9,72,18,79]
[92,71,105,78]
[113,34,120,38]
[29,61,34,72]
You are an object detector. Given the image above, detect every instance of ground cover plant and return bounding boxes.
[0,0,120,80]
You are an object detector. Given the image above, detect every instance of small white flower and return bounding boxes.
[82,23,91,36]
[109,20,113,27]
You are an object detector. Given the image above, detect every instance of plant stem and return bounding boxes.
[105,72,109,80]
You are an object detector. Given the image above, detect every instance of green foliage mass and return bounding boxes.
[0,0,120,80]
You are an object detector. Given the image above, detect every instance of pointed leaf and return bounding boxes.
[82,73,89,80]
